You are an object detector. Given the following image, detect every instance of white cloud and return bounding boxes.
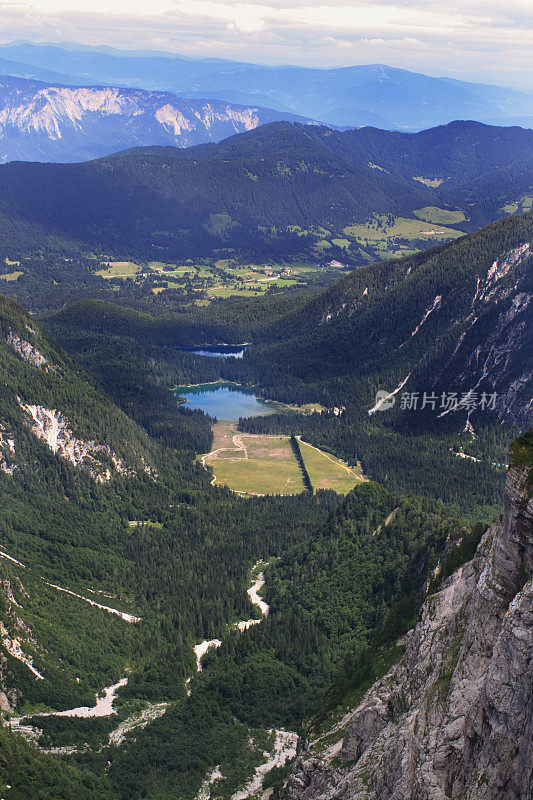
[322,36,355,48]
[176,1,271,33]
[358,36,430,48]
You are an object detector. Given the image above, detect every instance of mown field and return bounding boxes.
[298,438,364,493]
[0,270,23,281]
[91,258,344,304]
[96,260,142,278]
[201,422,364,496]
[202,422,304,495]
[343,213,464,244]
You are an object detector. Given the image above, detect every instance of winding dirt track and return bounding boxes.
[200,433,248,487]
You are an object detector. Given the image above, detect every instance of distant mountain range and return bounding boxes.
[0,120,530,261]
[0,75,314,163]
[0,42,531,131]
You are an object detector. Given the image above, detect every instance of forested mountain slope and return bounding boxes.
[0,75,315,163]
[0,121,530,261]
[0,293,158,482]
[0,122,429,260]
[310,121,533,185]
[284,429,533,800]
[232,213,531,518]
[0,293,329,794]
[305,121,533,229]
[245,212,533,428]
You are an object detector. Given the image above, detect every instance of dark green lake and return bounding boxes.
[175,383,274,421]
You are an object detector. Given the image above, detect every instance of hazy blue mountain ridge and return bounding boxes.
[0,42,531,130]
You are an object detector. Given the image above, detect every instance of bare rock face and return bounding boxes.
[20,402,135,483]
[0,75,315,163]
[0,422,16,475]
[284,460,532,800]
[5,328,51,371]
[0,690,11,712]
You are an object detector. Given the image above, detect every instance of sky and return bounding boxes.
[1,0,532,89]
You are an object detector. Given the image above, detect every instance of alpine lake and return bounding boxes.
[175,344,275,421]
[175,383,275,421]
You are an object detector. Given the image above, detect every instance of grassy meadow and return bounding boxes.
[202,422,364,496]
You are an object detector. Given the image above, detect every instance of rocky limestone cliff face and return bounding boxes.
[5,328,52,371]
[284,460,532,800]
[20,402,136,483]
[0,75,314,162]
[442,243,532,429]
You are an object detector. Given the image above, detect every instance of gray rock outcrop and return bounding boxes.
[284,457,532,800]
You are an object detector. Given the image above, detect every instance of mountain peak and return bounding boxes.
[0,75,318,163]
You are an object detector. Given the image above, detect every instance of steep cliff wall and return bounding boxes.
[285,437,532,800]
[0,75,314,162]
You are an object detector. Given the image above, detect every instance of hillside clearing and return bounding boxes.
[202,423,304,495]
[299,438,364,493]
[201,423,363,495]
[343,214,464,244]
[0,270,23,281]
[96,261,141,279]
[413,206,466,225]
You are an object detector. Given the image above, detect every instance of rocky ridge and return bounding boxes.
[283,438,532,800]
[0,295,158,483]
[0,75,315,162]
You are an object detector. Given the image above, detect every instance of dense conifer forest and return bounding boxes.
[0,279,499,799]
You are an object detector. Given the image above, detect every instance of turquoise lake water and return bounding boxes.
[175,384,273,421]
